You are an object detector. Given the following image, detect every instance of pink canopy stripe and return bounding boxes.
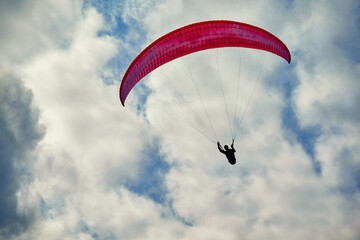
[120,20,291,106]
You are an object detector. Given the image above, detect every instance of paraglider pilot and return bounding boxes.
[217,140,236,165]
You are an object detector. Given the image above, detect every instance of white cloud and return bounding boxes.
[19,7,148,178]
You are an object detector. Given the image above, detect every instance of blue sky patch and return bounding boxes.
[125,139,170,204]
[267,64,322,174]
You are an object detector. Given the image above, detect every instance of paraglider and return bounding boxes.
[119,20,291,165]
[119,20,291,106]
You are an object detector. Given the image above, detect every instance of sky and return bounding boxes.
[0,0,360,239]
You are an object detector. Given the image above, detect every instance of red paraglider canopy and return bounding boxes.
[120,20,291,106]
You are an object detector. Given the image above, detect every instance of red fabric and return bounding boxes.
[120,20,291,106]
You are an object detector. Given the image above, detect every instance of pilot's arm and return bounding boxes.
[217,142,225,153]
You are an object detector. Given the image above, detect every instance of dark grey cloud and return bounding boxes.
[0,72,44,238]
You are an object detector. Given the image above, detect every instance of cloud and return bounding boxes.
[0,0,83,66]
[289,0,360,205]
[0,71,44,238]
